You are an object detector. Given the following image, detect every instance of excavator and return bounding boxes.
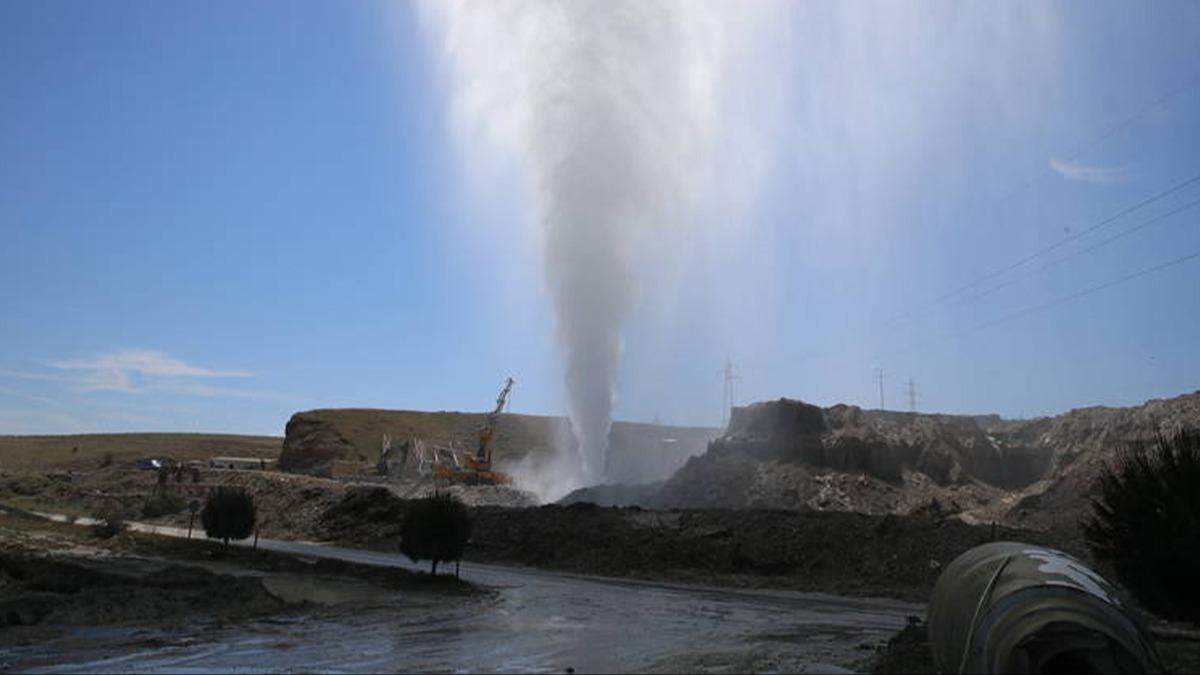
[431,377,515,486]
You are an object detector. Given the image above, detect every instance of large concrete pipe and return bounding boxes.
[928,542,1160,674]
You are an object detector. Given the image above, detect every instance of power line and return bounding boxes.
[877,70,1200,329]
[883,170,1200,327]
[907,378,918,413]
[789,195,1200,373]
[894,245,1200,357]
[939,172,1200,303]
[951,194,1200,307]
[787,75,1200,374]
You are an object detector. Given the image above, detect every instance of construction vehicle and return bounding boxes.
[431,377,515,486]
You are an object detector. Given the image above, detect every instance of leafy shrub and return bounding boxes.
[142,494,188,519]
[1084,430,1200,621]
[200,487,257,546]
[98,451,114,468]
[91,503,128,539]
[400,492,471,576]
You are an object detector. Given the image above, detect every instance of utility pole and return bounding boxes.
[907,377,918,412]
[874,368,886,410]
[719,355,741,429]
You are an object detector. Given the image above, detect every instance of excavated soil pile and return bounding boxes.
[1003,391,1200,531]
[316,487,1068,601]
[651,399,1051,513]
[568,392,1200,531]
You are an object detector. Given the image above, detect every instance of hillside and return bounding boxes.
[1001,391,1200,530]
[277,408,718,484]
[0,433,282,469]
[563,392,1200,529]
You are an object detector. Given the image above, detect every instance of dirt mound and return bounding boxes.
[632,399,1029,514]
[687,399,1051,492]
[316,487,408,542]
[559,481,662,507]
[726,399,827,438]
[317,486,1067,601]
[652,455,1004,516]
[394,482,539,508]
[615,393,1200,525]
[1004,391,1200,531]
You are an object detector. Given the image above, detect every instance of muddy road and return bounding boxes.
[7,517,922,673]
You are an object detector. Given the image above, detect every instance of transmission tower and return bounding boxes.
[719,355,741,429]
[874,368,887,410]
[907,377,918,412]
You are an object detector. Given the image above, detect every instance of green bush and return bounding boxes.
[400,492,471,576]
[91,503,128,539]
[142,494,188,519]
[1084,430,1200,621]
[200,487,257,546]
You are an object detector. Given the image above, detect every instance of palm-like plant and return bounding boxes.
[1084,429,1200,621]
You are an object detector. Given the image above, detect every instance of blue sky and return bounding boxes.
[2,1,1199,435]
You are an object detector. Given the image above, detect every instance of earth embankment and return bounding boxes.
[316,486,1070,602]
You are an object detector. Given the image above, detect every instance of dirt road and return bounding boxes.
[10,515,922,673]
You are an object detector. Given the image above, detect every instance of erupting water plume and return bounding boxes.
[424,1,746,486]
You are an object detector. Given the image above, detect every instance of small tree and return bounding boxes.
[201,487,257,547]
[1084,430,1200,622]
[92,503,128,539]
[400,492,471,576]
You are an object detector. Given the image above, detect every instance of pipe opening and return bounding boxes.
[1015,622,1144,675]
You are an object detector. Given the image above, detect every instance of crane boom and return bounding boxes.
[474,377,514,464]
[492,377,514,417]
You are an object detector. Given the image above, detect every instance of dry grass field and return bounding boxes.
[0,433,282,469]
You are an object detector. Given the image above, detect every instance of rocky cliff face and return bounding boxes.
[571,392,1200,522]
[697,399,1051,489]
[278,412,358,475]
[1003,392,1200,529]
[641,399,1039,513]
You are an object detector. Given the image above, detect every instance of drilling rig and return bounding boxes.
[431,377,515,486]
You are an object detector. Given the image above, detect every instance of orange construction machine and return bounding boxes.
[432,377,514,486]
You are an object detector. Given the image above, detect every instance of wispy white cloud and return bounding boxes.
[2,349,261,399]
[44,349,252,393]
[50,349,252,379]
[1049,157,1129,184]
[156,381,286,400]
